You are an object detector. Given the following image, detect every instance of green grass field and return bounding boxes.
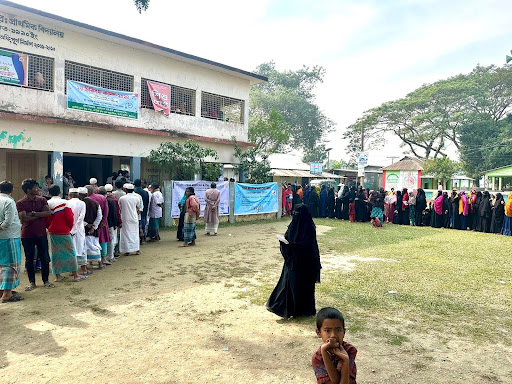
[245,219,512,347]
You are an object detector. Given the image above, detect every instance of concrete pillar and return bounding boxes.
[229,181,235,224]
[492,177,496,191]
[51,151,63,196]
[193,161,201,181]
[196,89,202,117]
[0,150,6,180]
[162,180,172,227]
[499,177,503,191]
[130,157,141,181]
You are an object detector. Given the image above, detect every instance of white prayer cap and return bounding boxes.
[105,184,113,192]
[89,178,98,184]
[124,183,135,190]
[78,187,88,194]
[69,188,79,194]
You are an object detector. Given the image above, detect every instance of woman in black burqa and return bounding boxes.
[266,204,321,319]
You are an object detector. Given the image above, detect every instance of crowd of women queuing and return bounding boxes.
[283,183,512,235]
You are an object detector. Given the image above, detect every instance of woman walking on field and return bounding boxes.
[266,204,321,319]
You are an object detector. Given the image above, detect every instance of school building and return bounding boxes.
[0,1,266,200]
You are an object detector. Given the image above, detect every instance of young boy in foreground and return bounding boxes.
[312,307,357,384]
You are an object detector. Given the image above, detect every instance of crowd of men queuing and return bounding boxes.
[282,183,512,234]
[0,170,164,303]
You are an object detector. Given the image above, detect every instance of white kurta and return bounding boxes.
[119,193,142,253]
[67,198,86,264]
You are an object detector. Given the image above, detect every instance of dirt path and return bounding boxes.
[1,221,511,383]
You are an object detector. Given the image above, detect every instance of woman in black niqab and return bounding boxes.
[327,187,335,219]
[308,186,320,218]
[266,204,321,319]
[490,193,505,233]
[340,186,350,220]
[393,190,403,224]
[479,191,492,233]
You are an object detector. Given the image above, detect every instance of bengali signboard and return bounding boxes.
[147,80,171,116]
[0,14,64,52]
[67,80,139,119]
[171,181,229,218]
[234,182,278,215]
[0,48,28,85]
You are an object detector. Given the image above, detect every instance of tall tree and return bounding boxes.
[301,144,328,163]
[248,109,291,154]
[459,115,512,179]
[343,64,512,163]
[251,62,334,151]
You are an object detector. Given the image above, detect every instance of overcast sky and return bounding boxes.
[10,0,512,165]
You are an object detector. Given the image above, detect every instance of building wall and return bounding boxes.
[0,5,251,159]
[0,118,237,164]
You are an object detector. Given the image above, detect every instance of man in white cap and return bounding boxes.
[89,178,99,194]
[83,186,103,270]
[67,188,87,275]
[118,183,142,255]
[102,184,121,263]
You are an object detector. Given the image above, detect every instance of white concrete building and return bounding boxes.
[0,1,265,200]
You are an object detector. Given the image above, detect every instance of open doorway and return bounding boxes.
[63,155,113,187]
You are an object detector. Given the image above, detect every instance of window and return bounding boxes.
[140,78,195,116]
[0,47,54,91]
[201,92,244,124]
[64,61,133,93]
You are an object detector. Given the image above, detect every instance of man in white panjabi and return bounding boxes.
[204,182,221,235]
[118,183,142,255]
[66,188,87,274]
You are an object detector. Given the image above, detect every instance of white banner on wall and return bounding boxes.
[171,181,229,218]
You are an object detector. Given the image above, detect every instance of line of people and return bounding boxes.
[282,182,512,235]
[0,176,164,304]
[429,189,512,234]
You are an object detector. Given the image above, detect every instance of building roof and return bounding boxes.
[0,1,267,85]
[483,164,512,177]
[267,153,310,171]
[382,156,424,171]
[421,174,475,180]
[271,169,338,179]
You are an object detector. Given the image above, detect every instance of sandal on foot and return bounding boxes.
[179,244,188,248]
[25,283,36,291]
[135,251,140,255]
[43,282,55,289]
[72,275,87,282]
[55,276,66,282]
[82,270,93,276]
[2,295,24,303]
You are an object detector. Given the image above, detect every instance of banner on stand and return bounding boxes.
[234,182,278,215]
[171,181,229,218]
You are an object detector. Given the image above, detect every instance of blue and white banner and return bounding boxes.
[171,181,229,218]
[234,182,278,215]
[67,80,139,119]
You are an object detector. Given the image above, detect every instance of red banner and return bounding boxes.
[147,80,171,116]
